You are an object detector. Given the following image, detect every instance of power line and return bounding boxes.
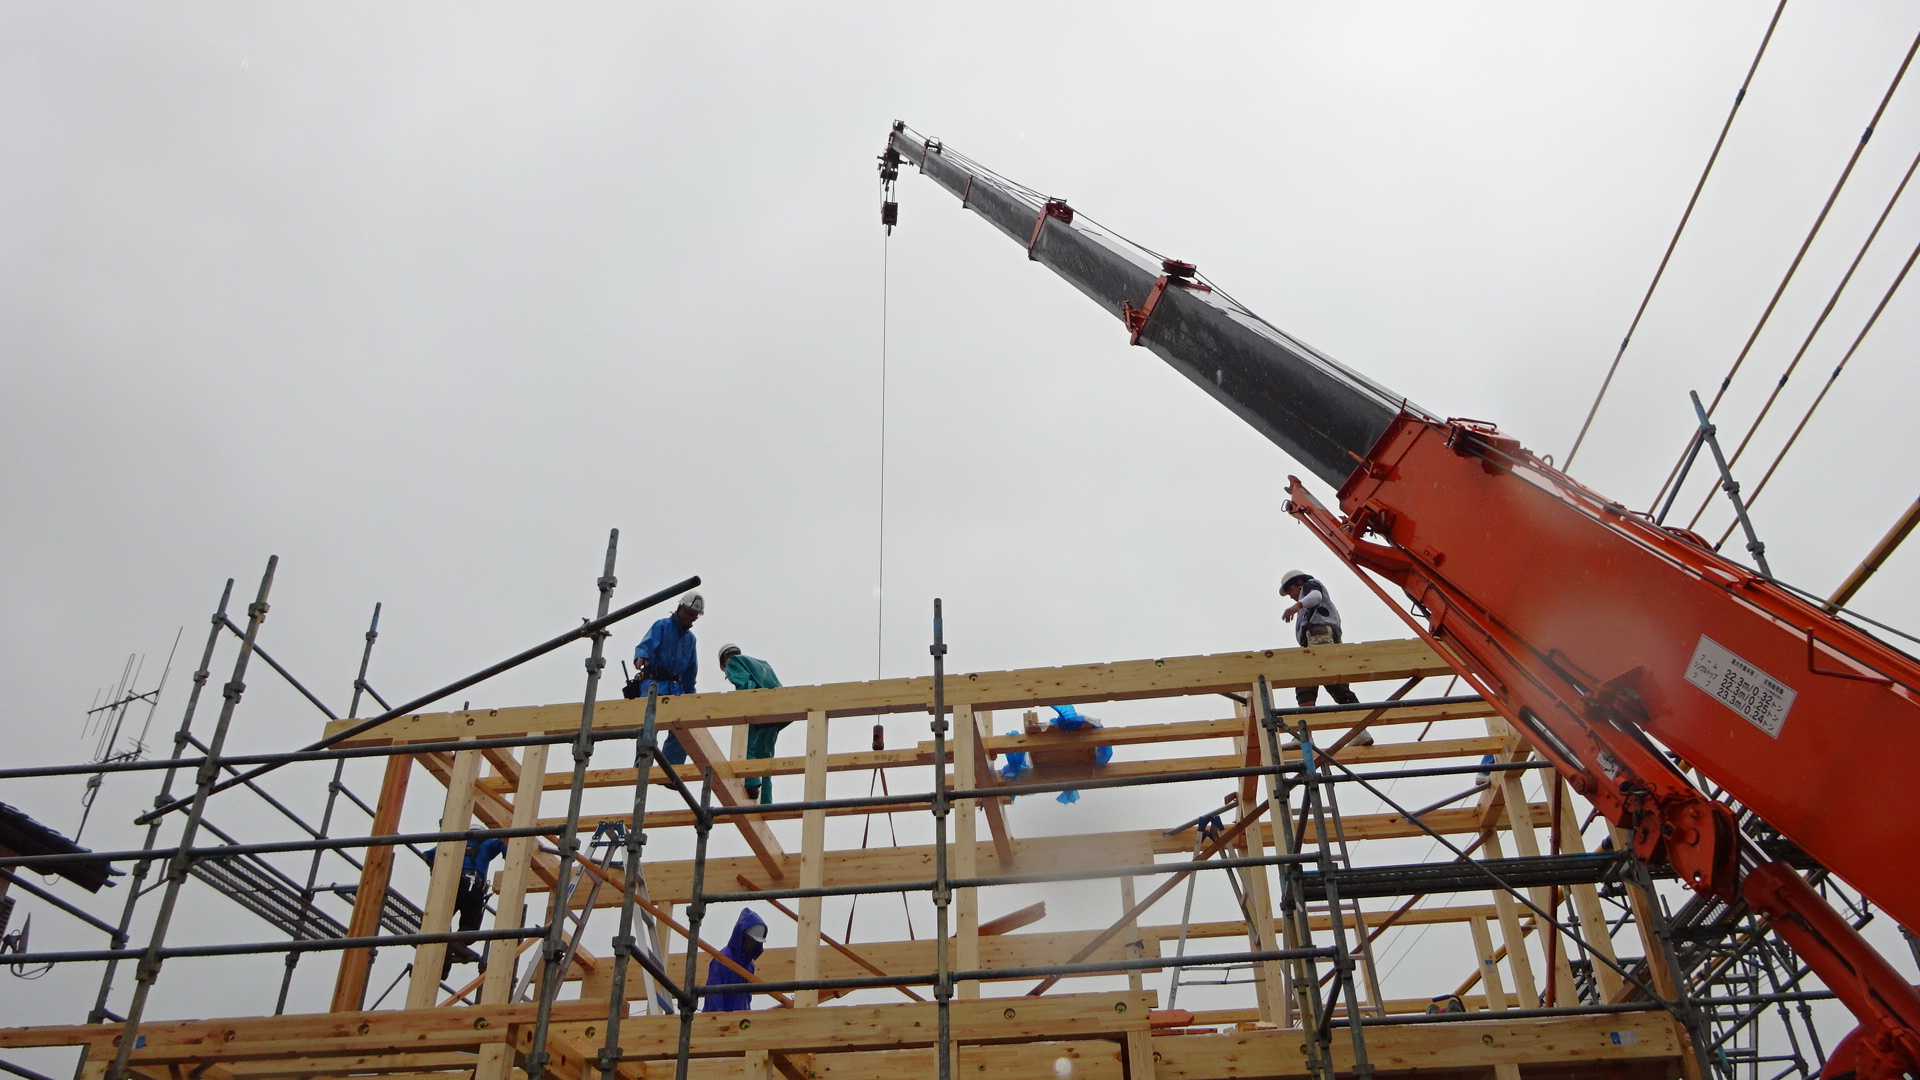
[1564,0,1791,470]
[1680,141,1920,531]
[1649,24,1920,509]
[1708,228,1920,548]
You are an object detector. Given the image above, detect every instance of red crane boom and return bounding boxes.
[883,122,1920,1078]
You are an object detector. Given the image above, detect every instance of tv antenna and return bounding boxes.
[74,628,182,842]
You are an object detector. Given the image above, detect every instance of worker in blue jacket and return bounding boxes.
[702,908,768,1012]
[719,644,786,804]
[625,592,703,764]
[426,836,508,974]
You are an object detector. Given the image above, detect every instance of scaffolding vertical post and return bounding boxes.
[526,531,620,1080]
[276,601,382,1015]
[81,579,235,1041]
[106,558,277,1080]
[674,770,715,1080]
[1254,677,1334,1080]
[1288,702,1373,1079]
[929,598,953,1080]
[598,692,659,1080]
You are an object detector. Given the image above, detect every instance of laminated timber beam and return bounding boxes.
[479,697,1498,797]
[1148,1011,1683,1077]
[18,1007,1686,1080]
[324,639,1453,746]
[527,803,1554,910]
[539,990,1152,1060]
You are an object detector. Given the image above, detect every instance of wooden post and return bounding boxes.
[1469,917,1509,1010]
[408,749,482,1008]
[793,710,828,1006]
[1479,828,1541,1009]
[1240,683,1287,1027]
[1493,767,1579,1005]
[482,742,549,1005]
[1556,784,1625,1003]
[953,704,981,1000]
[1119,876,1145,993]
[330,753,413,1012]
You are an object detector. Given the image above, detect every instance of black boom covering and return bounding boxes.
[889,128,1419,489]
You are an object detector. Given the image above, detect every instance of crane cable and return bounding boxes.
[876,233,889,681]
[1564,0,1791,471]
[1648,25,1920,510]
[1709,228,1920,550]
[1680,141,1920,531]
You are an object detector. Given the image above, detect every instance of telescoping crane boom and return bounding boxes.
[881,122,1920,1078]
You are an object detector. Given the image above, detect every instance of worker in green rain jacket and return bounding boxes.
[720,644,787,804]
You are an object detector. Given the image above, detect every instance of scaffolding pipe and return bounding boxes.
[107,558,278,1080]
[526,530,620,1080]
[81,580,234,1037]
[135,573,701,826]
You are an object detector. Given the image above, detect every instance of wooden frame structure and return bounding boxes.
[3,636,1704,1080]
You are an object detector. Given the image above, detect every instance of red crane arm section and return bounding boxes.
[1286,411,1920,1077]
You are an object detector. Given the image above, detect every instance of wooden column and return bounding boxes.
[481,742,548,1005]
[1556,783,1625,1002]
[1480,828,1542,1009]
[1494,766,1579,1004]
[793,710,828,1006]
[1469,917,1509,1011]
[1241,683,1287,1027]
[408,749,482,1008]
[1119,876,1144,994]
[330,753,413,1012]
[953,705,981,1000]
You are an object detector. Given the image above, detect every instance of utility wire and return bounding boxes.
[1681,141,1920,531]
[877,234,890,680]
[1709,229,1920,548]
[1564,0,1791,470]
[1650,25,1920,509]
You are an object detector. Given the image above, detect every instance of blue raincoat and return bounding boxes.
[702,908,767,1013]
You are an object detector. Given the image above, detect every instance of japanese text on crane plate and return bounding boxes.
[1684,636,1794,738]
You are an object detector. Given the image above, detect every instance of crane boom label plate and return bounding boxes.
[1684,636,1794,738]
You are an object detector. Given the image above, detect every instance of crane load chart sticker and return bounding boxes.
[1684,636,1795,737]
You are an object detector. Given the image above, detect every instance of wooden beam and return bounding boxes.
[970,708,1016,867]
[794,710,828,1006]
[408,749,481,1008]
[542,991,1150,1059]
[1149,1010,1682,1077]
[484,697,1496,799]
[326,640,1454,745]
[330,753,412,1012]
[979,902,1046,937]
[669,723,787,880]
[953,704,981,1001]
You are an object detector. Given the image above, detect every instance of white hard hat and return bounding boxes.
[678,592,705,614]
[1279,569,1310,592]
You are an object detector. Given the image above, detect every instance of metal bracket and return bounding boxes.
[1119,260,1213,345]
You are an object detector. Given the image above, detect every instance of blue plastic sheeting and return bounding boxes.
[996,706,1112,803]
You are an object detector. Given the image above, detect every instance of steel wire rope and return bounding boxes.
[1707,229,1920,549]
[1564,0,1791,471]
[877,231,889,680]
[1649,25,1920,511]
[1679,140,1920,532]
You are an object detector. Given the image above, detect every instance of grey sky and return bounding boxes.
[3,1,1917,1057]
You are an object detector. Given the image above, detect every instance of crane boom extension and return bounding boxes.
[885,123,1920,1077]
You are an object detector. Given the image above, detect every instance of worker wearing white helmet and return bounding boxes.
[625,591,705,764]
[1279,570,1365,726]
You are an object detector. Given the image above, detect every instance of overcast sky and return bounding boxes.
[4,1,1918,1062]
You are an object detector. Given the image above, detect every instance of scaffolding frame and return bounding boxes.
[0,540,1850,1080]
